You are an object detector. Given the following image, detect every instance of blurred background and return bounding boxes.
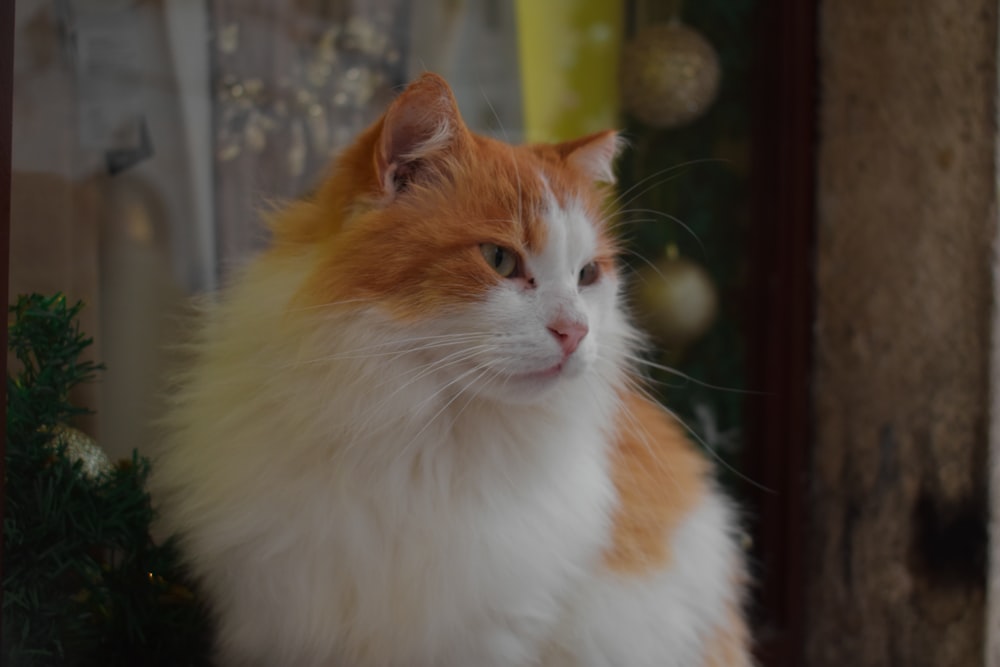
[3,0,997,665]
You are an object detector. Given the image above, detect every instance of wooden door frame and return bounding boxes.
[745,1,818,666]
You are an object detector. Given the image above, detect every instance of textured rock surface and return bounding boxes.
[809,2,995,665]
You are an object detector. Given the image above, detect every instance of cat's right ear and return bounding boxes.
[375,73,467,199]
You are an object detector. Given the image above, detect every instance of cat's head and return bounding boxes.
[283,73,632,404]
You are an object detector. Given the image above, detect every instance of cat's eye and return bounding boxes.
[578,261,600,286]
[480,243,520,278]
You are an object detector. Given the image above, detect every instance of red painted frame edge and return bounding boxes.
[745,1,818,666]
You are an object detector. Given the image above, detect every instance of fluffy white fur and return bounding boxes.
[154,183,744,666]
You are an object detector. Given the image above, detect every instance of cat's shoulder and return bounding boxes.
[603,388,712,573]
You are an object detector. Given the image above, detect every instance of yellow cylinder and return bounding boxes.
[515,0,623,143]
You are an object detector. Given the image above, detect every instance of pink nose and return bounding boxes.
[547,318,589,356]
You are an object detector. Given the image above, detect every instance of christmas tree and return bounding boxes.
[2,294,210,666]
[617,0,756,490]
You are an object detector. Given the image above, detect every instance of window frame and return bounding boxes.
[0,1,818,660]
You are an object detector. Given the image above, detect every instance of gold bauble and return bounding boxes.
[635,251,719,347]
[47,424,112,480]
[621,21,721,128]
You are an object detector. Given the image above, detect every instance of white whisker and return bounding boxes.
[609,210,708,259]
[608,159,726,213]
[348,344,498,441]
[282,332,488,368]
[391,361,496,467]
[622,353,763,395]
[656,399,771,494]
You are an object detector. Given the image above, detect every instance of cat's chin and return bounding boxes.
[470,359,588,405]
[517,362,565,381]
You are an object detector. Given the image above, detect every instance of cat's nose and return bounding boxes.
[547,318,589,356]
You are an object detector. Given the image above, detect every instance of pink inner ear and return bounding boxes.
[564,131,624,184]
[376,73,466,196]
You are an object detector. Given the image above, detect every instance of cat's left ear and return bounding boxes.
[375,73,469,198]
[557,130,624,184]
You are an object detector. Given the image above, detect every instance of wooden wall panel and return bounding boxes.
[807,2,995,665]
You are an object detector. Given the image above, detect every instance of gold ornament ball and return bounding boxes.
[621,21,721,128]
[635,253,719,347]
[48,424,113,480]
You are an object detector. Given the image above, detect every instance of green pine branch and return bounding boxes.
[3,294,210,667]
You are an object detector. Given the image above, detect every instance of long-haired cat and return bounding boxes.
[154,73,751,666]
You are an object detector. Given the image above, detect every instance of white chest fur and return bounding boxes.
[201,407,616,667]
[330,427,614,665]
[158,302,624,666]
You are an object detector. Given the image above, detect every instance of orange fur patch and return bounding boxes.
[272,101,618,320]
[603,390,708,574]
[702,604,752,667]
[299,137,553,319]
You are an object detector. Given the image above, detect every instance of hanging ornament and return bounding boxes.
[620,20,721,128]
[45,424,113,480]
[634,245,719,347]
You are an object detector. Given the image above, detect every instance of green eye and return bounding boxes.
[480,243,519,278]
[578,261,600,286]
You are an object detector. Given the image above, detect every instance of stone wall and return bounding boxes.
[808,1,996,665]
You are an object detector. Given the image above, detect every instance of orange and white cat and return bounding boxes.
[154,73,751,666]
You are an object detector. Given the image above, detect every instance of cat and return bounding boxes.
[153,73,751,667]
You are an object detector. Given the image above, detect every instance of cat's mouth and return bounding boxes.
[516,362,565,381]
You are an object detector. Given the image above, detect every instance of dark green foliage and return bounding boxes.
[3,294,210,666]
[619,0,756,488]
